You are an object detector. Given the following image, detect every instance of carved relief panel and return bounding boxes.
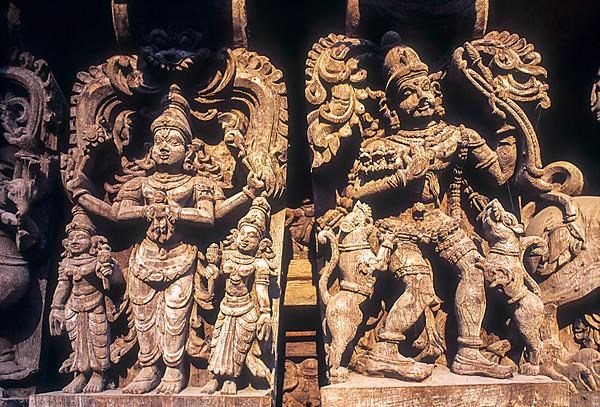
[306,10,600,402]
[0,47,65,398]
[42,1,288,400]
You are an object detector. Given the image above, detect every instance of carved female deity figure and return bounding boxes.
[201,196,275,395]
[68,85,264,394]
[48,210,122,393]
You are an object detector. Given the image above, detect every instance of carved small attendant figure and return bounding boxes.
[49,209,122,393]
[194,243,221,310]
[69,85,264,394]
[201,197,276,395]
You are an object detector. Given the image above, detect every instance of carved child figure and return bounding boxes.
[49,209,122,393]
[194,243,221,310]
[479,199,546,375]
[201,197,276,395]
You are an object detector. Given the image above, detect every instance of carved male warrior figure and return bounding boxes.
[202,196,276,395]
[341,33,514,379]
[49,210,122,393]
[69,85,265,394]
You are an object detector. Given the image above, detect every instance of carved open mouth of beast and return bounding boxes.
[141,29,210,72]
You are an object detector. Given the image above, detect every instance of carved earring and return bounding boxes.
[183,145,196,173]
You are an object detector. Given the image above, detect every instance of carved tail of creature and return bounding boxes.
[317,228,340,308]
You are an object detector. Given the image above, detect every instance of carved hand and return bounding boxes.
[257,312,271,341]
[405,155,430,180]
[49,308,65,336]
[247,171,266,195]
[0,210,18,226]
[65,171,91,199]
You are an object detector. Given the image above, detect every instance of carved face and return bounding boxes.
[394,75,436,119]
[237,224,261,254]
[65,229,92,255]
[151,128,187,169]
[329,85,353,117]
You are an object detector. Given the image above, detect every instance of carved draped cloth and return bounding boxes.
[61,256,110,373]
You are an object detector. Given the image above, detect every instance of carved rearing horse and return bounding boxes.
[318,201,393,383]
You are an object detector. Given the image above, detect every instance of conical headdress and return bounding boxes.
[238,196,271,236]
[381,31,429,95]
[150,84,192,143]
[66,206,96,235]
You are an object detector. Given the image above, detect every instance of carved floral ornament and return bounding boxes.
[307,29,600,393]
[50,29,288,395]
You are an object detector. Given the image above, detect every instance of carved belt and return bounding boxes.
[340,281,373,297]
[489,246,520,257]
[220,293,254,316]
[339,242,372,252]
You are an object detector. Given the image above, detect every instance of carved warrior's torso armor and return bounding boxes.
[348,121,499,214]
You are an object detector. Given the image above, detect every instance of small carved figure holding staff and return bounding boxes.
[49,209,122,393]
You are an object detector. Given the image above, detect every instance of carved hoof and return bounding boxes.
[519,362,540,376]
[328,367,349,384]
[451,353,514,379]
[364,351,433,381]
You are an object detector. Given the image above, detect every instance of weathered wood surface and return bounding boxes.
[29,388,272,407]
[320,370,570,407]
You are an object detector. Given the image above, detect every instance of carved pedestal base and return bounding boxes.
[320,368,569,407]
[29,389,272,407]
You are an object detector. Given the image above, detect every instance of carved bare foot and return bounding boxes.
[199,378,220,394]
[63,373,88,393]
[451,348,514,379]
[221,380,237,395]
[122,366,161,394]
[82,371,106,393]
[520,362,540,376]
[329,367,349,384]
[156,366,185,394]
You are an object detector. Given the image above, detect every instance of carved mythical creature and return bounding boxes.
[479,199,546,375]
[318,201,394,383]
[201,197,276,395]
[49,210,123,393]
[307,29,583,384]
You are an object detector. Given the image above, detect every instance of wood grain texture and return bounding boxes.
[29,389,272,407]
[321,370,570,407]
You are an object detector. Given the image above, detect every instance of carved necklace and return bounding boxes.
[391,121,451,146]
[228,250,256,265]
[147,173,192,191]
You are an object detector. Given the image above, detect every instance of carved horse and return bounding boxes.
[318,201,392,383]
